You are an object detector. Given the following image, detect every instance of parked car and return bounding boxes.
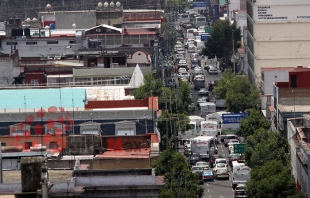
[198,88,209,96]
[189,153,201,165]
[195,161,209,170]
[234,184,247,197]
[214,169,229,180]
[201,170,214,181]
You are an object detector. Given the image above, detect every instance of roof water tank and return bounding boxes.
[17,28,23,36]
[8,18,14,24]
[11,28,17,36]
[24,28,30,36]
[14,18,21,24]
[49,23,55,30]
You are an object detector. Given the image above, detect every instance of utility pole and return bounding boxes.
[177,173,181,198]
[232,30,236,75]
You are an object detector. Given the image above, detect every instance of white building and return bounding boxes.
[245,0,310,85]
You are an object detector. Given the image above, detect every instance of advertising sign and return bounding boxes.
[193,2,211,8]
[222,113,249,124]
[200,33,210,41]
[254,4,310,21]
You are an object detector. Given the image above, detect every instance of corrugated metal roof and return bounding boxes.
[0,88,86,111]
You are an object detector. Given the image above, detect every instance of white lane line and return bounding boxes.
[207,183,209,187]
[209,195,211,198]
[208,189,210,193]
[221,149,223,152]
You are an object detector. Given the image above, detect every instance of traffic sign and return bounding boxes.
[233,143,246,154]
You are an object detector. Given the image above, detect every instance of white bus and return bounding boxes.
[195,16,206,28]
[179,13,190,22]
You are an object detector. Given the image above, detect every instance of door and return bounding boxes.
[290,75,297,88]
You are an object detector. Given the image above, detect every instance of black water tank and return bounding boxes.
[24,28,30,36]
[11,28,17,36]
[14,18,21,25]
[17,28,23,36]
[8,18,14,24]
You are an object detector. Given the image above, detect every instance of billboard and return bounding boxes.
[254,4,310,21]
[201,33,210,41]
[193,2,211,8]
[222,113,249,124]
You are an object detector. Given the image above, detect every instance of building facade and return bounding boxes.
[245,0,310,85]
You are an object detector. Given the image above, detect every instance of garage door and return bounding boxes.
[117,129,134,136]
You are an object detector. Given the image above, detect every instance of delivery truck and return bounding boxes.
[190,135,215,161]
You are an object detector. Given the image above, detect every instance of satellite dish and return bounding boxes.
[46,4,52,9]
[72,23,76,28]
[98,2,103,8]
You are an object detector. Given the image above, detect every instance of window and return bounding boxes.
[47,41,58,44]
[6,42,17,45]
[93,77,115,85]
[49,141,58,149]
[69,41,76,44]
[24,142,32,149]
[26,42,37,45]
[30,79,39,86]
[75,78,91,85]
[96,29,101,33]
[1,143,6,146]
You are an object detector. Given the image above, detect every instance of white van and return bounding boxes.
[214,99,226,108]
[200,102,216,116]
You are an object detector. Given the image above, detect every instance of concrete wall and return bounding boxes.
[0,50,20,86]
[75,175,155,186]
[262,69,289,94]
[55,12,96,29]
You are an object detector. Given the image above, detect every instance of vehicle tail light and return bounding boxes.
[210,176,213,178]
[234,191,237,195]
[202,176,206,179]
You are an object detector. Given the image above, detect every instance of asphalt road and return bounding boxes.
[179,46,234,198]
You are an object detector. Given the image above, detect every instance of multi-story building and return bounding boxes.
[245,0,310,85]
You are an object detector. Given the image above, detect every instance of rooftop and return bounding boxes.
[0,88,86,112]
[277,104,310,113]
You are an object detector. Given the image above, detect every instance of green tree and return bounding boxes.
[246,160,298,198]
[152,147,204,198]
[202,20,241,63]
[134,74,163,99]
[239,109,271,137]
[244,129,290,168]
[157,111,190,147]
[213,69,260,113]
[176,81,193,114]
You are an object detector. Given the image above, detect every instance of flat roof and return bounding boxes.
[0,88,86,111]
[96,148,150,159]
[277,104,310,113]
[3,170,73,183]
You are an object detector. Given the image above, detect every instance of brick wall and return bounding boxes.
[278,88,310,105]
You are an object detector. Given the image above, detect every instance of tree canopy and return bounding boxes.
[152,147,204,198]
[202,20,241,60]
[246,160,299,198]
[244,128,290,168]
[212,69,260,113]
[239,109,271,137]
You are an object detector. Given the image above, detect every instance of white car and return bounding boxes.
[178,68,187,74]
[178,72,190,79]
[177,49,185,55]
[214,158,227,165]
[188,46,196,53]
[208,65,218,74]
[179,59,187,65]
[195,161,209,170]
[198,88,209,95]
[213,163,228,172]
[190,53,199,59]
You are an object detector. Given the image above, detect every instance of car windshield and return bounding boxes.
[197,162,207,166]
[191,153,200,157]
[217,169,228,174]
[217,160,226,163]
[192,167,203,171]
[203,170,212,175]
[217,163,226,168]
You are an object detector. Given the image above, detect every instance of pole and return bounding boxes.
[177,173,181,198]
[166,119,169,149]
[232,30,236,75]
[0,142,2,184]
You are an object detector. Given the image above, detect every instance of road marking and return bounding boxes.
[221,149,223,152]
[207,183,209,187]
[223,154,225,156]
[208,189,210,193]
[209,195,211,198]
